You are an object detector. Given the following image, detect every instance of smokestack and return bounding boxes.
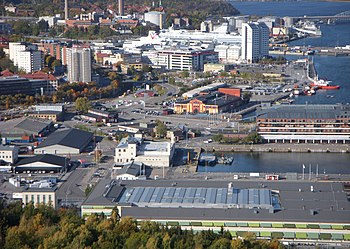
[118,0,124,16]
[65,0,68,20]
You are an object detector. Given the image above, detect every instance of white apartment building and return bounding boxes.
[215,44,241,63]
[0,145,19,165]
[66,46,91,83]
[9,42,39,69]
[241,22,269,63]
[114,137,175,167]
[17,50,43,73]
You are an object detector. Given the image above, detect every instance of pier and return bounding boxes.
[269,46,350,57]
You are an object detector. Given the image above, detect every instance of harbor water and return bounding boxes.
[200,1,350,174]
[197,152,350,174]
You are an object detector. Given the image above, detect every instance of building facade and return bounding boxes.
[67,46,91,83]
[154,49,218,71]
[114,137,175,167]
[9,42,37,66]
[17,50,43,73]
[174,93,242,114]
[21,188,57,208]
[241,22,269,63]
[0,145,19,165]
[257,104,350,144]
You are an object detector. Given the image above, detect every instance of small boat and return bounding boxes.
[199,155,216,166]
[217,156,234,165]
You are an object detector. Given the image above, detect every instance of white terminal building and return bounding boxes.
[114,136,175,168]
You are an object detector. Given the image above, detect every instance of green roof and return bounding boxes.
[283,232,295,239]
[296,232,307,239]
[331,233,343,240]
[307,233,319,239]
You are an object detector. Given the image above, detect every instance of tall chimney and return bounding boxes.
[65,0,68,20]
[118,0,124,16]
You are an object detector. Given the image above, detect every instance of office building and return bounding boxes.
[257,104,350,144]
[153,48,218,71]
[0,76,54,96]
[114,137,175,168]
[66,46,91,83]
[241,22,269,63]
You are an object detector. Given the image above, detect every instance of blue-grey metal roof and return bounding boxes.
[258,104,350,120]
[117,186,272,209]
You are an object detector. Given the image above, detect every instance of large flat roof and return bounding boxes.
[257,104,350,120]
[83,180,350,224]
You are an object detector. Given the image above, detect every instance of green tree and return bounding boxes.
[51,59,62,68]
[155,120,167,138]
[245,132,262,144]
[75,97,90,114]
[45,56,55,68]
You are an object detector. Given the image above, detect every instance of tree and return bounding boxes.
[75,97,90,114]
[155,120,167,138]
[51,59,62,68]
[245,132,262,144]
[45,56,55,68]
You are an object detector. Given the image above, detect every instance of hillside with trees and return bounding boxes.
[0,200,284,249]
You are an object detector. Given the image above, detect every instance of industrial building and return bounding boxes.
[0,117,53,143]
[15,154,67,173]
[81,180,350,244]
[112,161,143,180]
[144,11,166,29]
[257,104,350,144]
[34,128,93,155]
[28,103,65,122]
[80,109,118,124]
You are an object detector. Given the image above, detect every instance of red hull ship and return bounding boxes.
[310,79,340,90]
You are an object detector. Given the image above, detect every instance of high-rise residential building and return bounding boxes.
[17,50,43,73]
[66,46,91,83]
[9,42,37,66]
[241,22,269,63]
[118,0,124,16]
[9,42,42,73]
[65,0,69,20]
